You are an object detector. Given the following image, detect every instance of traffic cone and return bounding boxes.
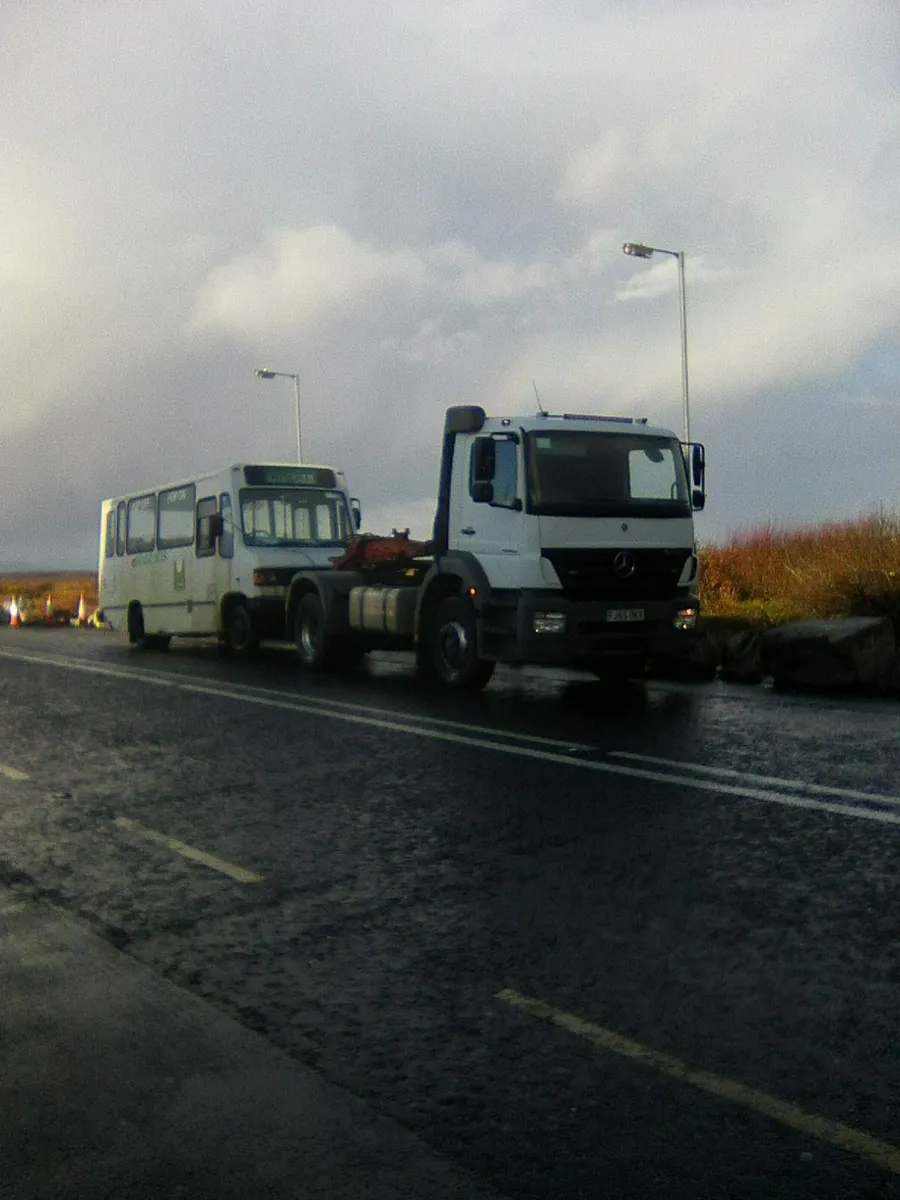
[77,594,87,626]
[9,597,19,628]
[45,593,54,624]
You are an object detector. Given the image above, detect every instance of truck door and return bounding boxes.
[451,433,526,588]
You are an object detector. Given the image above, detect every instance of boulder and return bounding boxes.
[647,630,719,681]
[720,629,764,684]
[881,651,900,697]
[760,617,896,691]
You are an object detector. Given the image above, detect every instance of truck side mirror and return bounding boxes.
[684,442,705,509]
[472,437,496,483]
[351,498,362,530]
[691,443,705,488]
[471,481,494,504]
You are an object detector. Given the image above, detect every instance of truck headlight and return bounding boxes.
[533,611,567,635]
[673,607,698,631]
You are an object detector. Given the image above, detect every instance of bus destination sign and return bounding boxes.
[243,466,338,488]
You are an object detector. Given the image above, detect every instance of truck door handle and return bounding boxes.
[461,527,476,535]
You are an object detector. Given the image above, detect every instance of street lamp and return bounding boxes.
[622,242,691,445]
[254,368,303,463]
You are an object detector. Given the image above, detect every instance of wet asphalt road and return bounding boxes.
[1,627,899,1199]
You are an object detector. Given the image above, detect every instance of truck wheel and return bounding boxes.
[295,593,333,670]
[225,603,259,655]
[432,596,495,690]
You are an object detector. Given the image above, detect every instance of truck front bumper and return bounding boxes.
[482,589,699,666]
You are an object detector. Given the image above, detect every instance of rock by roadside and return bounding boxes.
[719,628,764,684]
[759,616,896,692]
[649,616,900,698]
[647,629,719,681]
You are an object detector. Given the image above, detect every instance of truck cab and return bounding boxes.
[430,405,705,676]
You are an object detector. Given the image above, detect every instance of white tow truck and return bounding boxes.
[284,405,706,689]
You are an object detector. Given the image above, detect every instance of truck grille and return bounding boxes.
[542,547,692,601]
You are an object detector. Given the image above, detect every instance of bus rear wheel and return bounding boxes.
[127,604,146,649]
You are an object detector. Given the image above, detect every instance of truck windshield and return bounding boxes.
[525,431,691,518]
[239,488,353,548]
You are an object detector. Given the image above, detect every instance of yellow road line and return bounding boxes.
[113,817,262,884]
[0,764,30,781]
[496,987,900,1176]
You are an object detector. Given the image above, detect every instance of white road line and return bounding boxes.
[2,649,900,828]
[5,650,595,752]
[609,750,900,808]
[0,764,30,781]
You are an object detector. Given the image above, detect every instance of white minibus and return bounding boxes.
[98,463,360,652]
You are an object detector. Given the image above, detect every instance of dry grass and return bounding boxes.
[0,572,98,617]
[700,511,900,627]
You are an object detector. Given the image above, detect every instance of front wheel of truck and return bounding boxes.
[431,595,495,691]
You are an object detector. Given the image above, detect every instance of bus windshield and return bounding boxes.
[525,431,691,518]
[239,488,353,548]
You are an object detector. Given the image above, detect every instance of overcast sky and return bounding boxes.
[2,0,898,568]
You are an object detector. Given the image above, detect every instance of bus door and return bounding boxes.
[192,493,223,634]
[156,484,197,634]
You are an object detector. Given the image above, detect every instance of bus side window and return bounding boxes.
[105,511,116,558]
[219,492,234,558]
[126,494,156,555]
[116,501,126,556]
[196,495,218,558]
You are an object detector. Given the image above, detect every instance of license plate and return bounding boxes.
[606,608,645,622]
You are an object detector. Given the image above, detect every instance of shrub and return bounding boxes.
[700,511,900,627]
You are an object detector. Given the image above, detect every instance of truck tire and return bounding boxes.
[431,595,495,690]
[295,593,332,670]
[225,602,259,656]
[295,594,365,672]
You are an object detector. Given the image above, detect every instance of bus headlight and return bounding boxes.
[533,611,567,635]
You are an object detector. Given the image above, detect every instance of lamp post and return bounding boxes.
[254,368,303,462]
[622,242,691,445]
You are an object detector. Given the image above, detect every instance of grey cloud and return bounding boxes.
[1,0,899,568]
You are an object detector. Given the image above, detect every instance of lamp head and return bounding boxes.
[622,242,654,259]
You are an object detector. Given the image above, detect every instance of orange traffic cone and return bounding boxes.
[45,593,54,624]
[9,597,20,628]
[77,594,87,626]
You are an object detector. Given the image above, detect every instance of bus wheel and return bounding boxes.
[225,603,259,655]
[127,604,146,648]
[431,596,495,690]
